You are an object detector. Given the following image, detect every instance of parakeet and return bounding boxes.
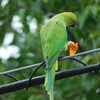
[40,12,77,100]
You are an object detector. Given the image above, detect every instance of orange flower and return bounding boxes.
[68,41,78,55]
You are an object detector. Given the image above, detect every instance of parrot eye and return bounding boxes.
[71,21,76,27]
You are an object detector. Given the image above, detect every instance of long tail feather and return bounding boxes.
[44,60,58,100]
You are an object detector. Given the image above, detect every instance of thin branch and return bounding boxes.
[25,62,45,90]
[0,63,99,94]
[0,48,100,75]
[4,74,19,81]
[69,58,87,66]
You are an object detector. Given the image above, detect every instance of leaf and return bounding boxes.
[42,0,49,3]
[80,74,95,91]
[0,24,6,45]
[18,9,26,19]
[90,5,98,16]
[86,90,100,100]
[78,6,91,29]
[31,0,42,13]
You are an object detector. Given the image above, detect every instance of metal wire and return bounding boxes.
[0,48,99,94]
[4,74,19,81]
[25,56,87,90]
[25,61,45,90]
[0,63,99,94]
[0,48,100,75]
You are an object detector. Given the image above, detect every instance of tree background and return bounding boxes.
[0,0,100,100]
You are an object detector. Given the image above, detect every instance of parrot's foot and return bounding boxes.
[67,41,78,55]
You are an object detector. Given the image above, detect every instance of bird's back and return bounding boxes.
[40,18,67,67]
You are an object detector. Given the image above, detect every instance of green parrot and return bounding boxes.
[40,12,77,100]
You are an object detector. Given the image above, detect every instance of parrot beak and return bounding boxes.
[71,23,76,27]
[66,22,78,29]
[71,21,78,27]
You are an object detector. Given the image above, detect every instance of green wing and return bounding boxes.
[40,19,67,67]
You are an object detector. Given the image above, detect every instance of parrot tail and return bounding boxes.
[44,60,58,100]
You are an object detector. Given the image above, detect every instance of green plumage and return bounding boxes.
[40,19,67,62]
[40,12,77,100]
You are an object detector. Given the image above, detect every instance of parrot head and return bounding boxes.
[62,12,77,27]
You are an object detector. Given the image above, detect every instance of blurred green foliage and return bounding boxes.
[0,0,100,100]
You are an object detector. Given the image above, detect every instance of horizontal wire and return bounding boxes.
[0,63,42,75]
[0,63,99,94]
[25,58,87,90]
[0,48,100,75]
[59,48,100,61]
